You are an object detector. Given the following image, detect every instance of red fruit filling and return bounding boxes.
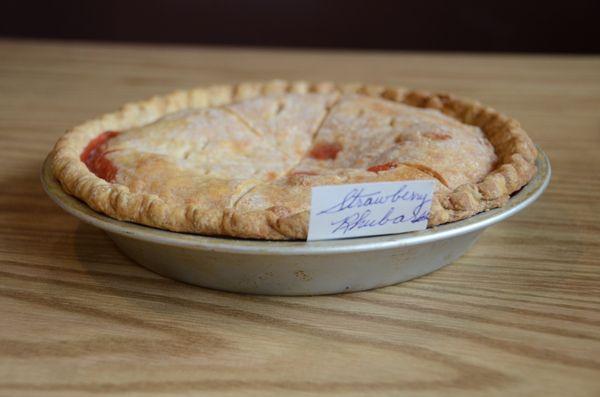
[80,131,120,182]
[367,162,398,173]
[308,142,342,160]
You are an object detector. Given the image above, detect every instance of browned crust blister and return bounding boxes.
[50,80,537,240]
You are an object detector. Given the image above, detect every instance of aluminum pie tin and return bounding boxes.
[42,148,551,295]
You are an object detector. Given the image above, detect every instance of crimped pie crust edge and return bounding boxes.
[50,80,538,240]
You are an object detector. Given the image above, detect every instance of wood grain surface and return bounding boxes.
[0,39,599,397]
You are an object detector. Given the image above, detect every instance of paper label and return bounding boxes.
[307,180,435,241]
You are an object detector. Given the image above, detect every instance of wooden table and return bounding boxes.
[1,40,599,396]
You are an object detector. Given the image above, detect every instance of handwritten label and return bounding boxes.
[307,180,435,241]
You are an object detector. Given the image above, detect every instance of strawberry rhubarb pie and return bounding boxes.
[50,81,537,240]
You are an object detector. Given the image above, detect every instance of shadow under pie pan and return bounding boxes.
[42,149,550,296]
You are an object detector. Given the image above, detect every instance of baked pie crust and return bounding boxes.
[50,81,537,240]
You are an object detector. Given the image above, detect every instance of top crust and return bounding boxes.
[50,80,538,240]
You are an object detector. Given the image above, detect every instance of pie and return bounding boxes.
[50,80,537,240]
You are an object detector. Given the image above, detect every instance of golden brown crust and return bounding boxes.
[50,80,537,240]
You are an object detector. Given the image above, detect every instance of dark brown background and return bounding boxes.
[3,0,599,53]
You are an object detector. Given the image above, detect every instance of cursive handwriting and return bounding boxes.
[330,202,430,235]
[318,185,430,218]
[308,181,434,240]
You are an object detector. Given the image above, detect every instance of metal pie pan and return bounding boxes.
[42,149,551,295]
